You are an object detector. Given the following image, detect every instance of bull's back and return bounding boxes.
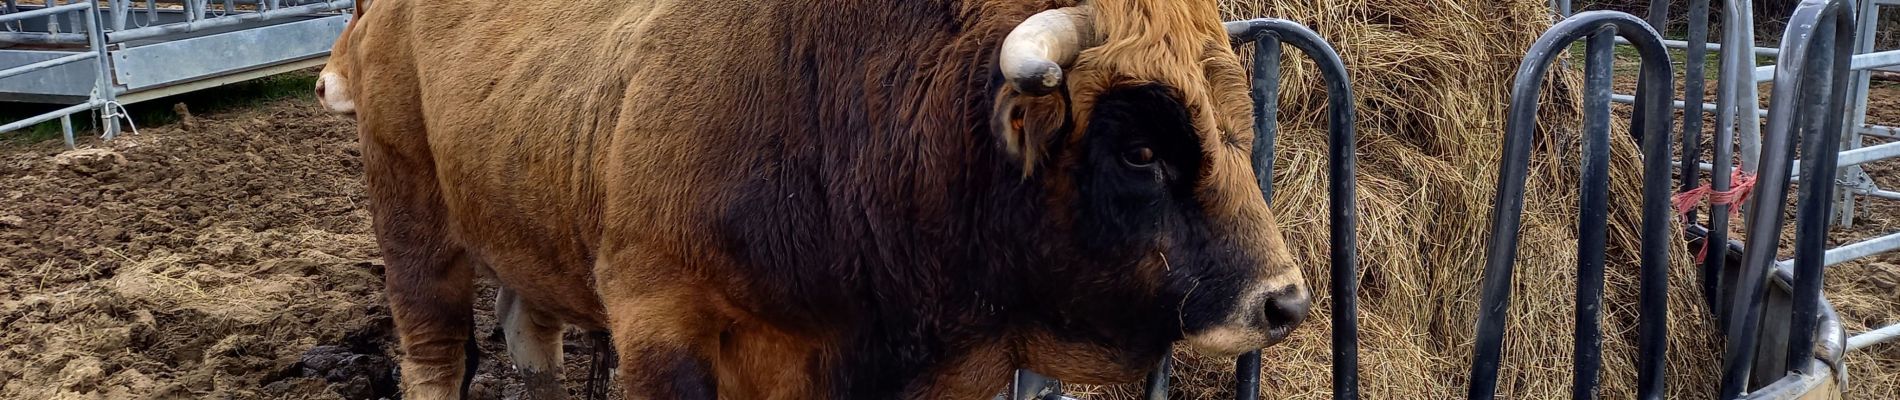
[353,0,803,325]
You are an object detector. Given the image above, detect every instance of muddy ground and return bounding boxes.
[0,79,1895,399]
[0,100,609,399]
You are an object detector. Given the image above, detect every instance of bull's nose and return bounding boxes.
[1262,289,1312,332]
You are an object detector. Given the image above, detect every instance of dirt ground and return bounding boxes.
[0,80,1895,399]
[0,100,610,399]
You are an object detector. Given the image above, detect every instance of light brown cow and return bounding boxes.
[322,0,1311,398]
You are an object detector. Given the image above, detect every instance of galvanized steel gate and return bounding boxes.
[0,0,353,146]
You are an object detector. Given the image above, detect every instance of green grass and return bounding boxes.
[1,69,319,146]
[1565,40,1776,82]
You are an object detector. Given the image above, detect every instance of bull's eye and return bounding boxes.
[1122,146,1156,167]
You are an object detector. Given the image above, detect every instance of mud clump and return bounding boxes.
[295,345,398,399]
[51,148,125,177]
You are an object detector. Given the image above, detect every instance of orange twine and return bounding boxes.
[1672,169,1758,262]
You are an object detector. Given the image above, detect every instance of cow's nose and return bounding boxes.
[1262,289,1312,331]
[315,82,327,103]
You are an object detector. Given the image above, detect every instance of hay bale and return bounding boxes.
[1099,0,1723,398]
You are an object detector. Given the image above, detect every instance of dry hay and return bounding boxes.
[1092,0,1727,398]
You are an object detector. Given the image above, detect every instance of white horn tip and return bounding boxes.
[1007,61,1063,95]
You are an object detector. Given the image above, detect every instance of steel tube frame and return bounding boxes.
[1612,36,1780,57]
[1467,11,1676,400]
[1681,141,1900,180]
[1848,323,1900,351]
[0,98,102,134]
[0,51,94,80]
[0,1,114,142]
[1752,49,1900,82]
[1864,189,1900,200]
[1718,0,1855,396]
[1611,93,1769,117]
[105,0,350,43]
[1775,230,1900,269]
[0,0,350,45]
[0,1,90,22]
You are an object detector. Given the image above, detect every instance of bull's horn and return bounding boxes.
[999,6,1096,95]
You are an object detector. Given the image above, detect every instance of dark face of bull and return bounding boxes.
[991,3,1312,382]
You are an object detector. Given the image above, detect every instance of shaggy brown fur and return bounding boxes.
[332,0,1311,398]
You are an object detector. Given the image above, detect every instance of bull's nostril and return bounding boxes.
[315,83,326,100]
[1262,291,1312,329]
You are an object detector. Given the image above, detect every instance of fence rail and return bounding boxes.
[0,1,115,147]
[1466,11,1678,400]
[0,0,351,145]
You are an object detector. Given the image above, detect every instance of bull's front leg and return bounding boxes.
[593,251,721,399]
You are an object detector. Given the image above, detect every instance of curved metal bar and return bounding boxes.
[1719,0,1856,397]
[1466,11,1675,400]
[1221,18,1359,400]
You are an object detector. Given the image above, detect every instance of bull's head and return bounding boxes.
[991,1,1309,381]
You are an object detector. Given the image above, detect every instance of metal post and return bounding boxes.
[45,0,61,35]
[1706,0,1741,317]
[59,114,73,148]
[3,0,15,31]
[1681,0,1712,242]
[1572,27,1615,400]
[1718,0,1765,174]
[1837,0,1879,228]
[1141,359,1169,400]
[111,0,128,31]
[1233,32,1280,400]
[83,2,118,139]
[1786,2,1852,375]
[1646,0,1670,30]
[1225,18,1358,400]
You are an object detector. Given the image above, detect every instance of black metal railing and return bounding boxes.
[1466,11,1678,400]
[1218,18,1359,400]
[1004,17,1358,400]
[1720,0,1856,398]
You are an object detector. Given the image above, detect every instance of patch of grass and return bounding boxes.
[1564,39,1780,84]
[1,68,319,146]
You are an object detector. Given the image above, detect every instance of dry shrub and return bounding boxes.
[1096,0,1724,398]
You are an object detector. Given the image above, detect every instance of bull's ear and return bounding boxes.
[991,88,1068,177]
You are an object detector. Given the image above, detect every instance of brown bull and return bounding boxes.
[318,0,1310,398]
